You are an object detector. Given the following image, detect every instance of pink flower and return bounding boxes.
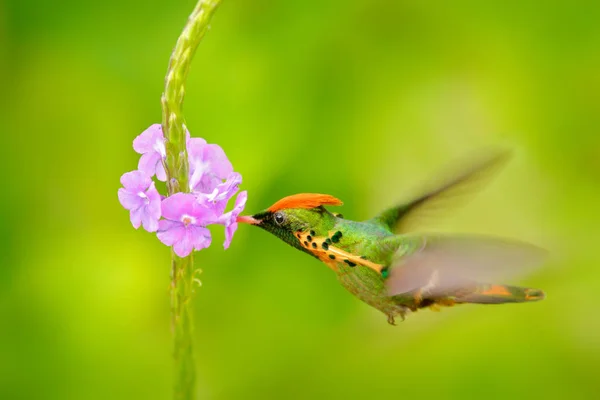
[217,191,247,249]
[188,138,233,193]
[118,170,161,232]
[198,172,242,215]
[157,193,213,257]
[120,123,247,254]
[133,124,167,181]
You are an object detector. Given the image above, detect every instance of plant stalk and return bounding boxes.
[160,1,222,399]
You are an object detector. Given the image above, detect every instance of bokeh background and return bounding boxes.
[2,0,600,398]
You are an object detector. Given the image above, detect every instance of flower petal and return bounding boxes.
[160,193,198,221]
[189,225,212,252]
[187,140,233,193]
[146,182,162,220]
[138,152,161,179]
[223,221,238,249]
[187,137,208,162]
[233,190,248,214]
[130,206,144,229]
[142,213,159,232]
[196,175,222,194]
[118,188,142,211]
[188,164,207,192]
[191,199,218,222]
[203,144,233,179]
[133,124,163,154]
[155,162,167,182]
[225,172,243,191]
[138,183,161,232]
[173,228,194,257]
[157,220,185,246]
[120,170,151,192]
[217,190,248,224]
[216,173,242,201]
[188,139,210,191]
[216,191,247,248]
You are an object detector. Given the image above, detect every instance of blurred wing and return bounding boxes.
[373,149,511,234]
[386,235,547,297]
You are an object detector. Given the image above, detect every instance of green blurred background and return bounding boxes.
[2,0,600,398]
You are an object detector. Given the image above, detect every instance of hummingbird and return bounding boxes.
[237,152,546,324]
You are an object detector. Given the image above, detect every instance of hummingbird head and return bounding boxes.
[237,193,342,251]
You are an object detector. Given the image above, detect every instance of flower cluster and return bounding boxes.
[118,124,246,257]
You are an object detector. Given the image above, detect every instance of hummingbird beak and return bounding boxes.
[236,215,261,225]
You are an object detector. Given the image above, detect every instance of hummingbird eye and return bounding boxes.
[274,212,285,225]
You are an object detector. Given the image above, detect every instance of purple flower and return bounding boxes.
[157,193,213,257]
[197,172,242,215]
[118,170,161,232]
[188,138,233,193]
[133,124,167,181]
[217,191,247,249]
[120,122,247,254]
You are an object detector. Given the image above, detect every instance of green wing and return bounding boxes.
[371,149,511,234]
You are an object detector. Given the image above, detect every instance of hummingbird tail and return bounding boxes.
[454,284,545,304]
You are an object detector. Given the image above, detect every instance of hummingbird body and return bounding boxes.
[238,153,546,324]
[289,214,410,322]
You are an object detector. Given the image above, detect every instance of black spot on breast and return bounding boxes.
[311,242,317,249]
[310,230,316,236]
[307,235,312,242]
[331,232,342,243]
[329,254,335,260]
[344,259,356,267]
[322,242,329,250]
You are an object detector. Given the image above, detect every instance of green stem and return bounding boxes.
[160,1,222,399]
[169,255,197,400]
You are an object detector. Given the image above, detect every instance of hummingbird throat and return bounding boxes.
[294,229,384,274]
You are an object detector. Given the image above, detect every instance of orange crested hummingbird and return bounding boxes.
[237,152,546,324]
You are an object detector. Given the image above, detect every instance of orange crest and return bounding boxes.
[268,193,343,212]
